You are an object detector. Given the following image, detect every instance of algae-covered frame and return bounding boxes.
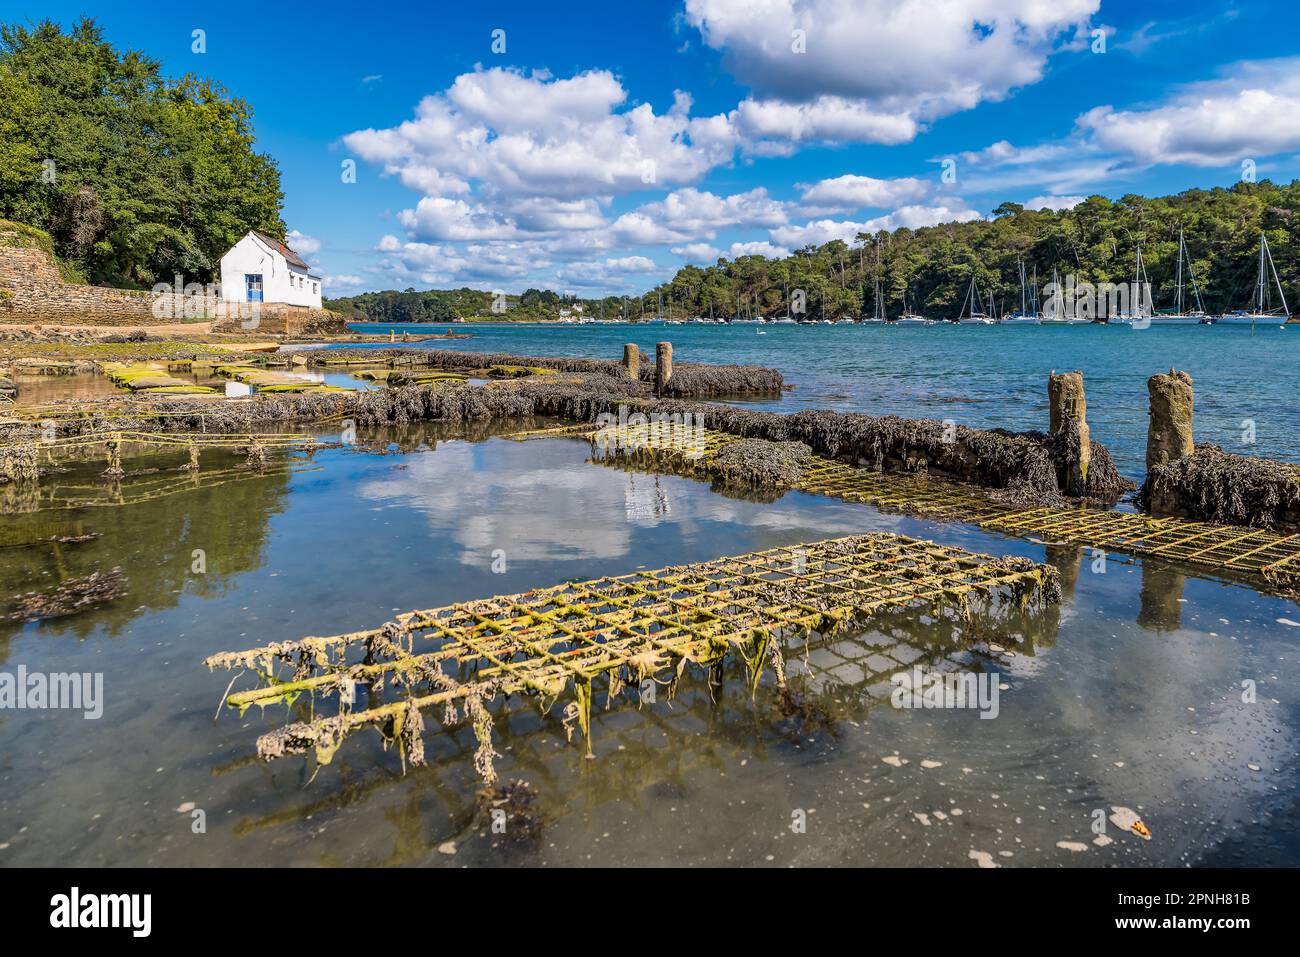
[205,532,1060,781]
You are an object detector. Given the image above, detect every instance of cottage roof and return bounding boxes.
[251,230,311,271]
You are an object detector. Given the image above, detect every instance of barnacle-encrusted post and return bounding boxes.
[622,343,640,380]
[102,433,124,478]
[1048,370,1090,496]
[1146,369,1194,472]
[655,341,673,396]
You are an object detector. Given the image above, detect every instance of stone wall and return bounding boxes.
[0,244,63,285]
[0,228,336,332]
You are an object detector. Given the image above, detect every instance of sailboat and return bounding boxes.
[957,274,996,324]
[1038,265,1068,325]
[1001,260,1041,324]
[862,275,887,323]
[1148,228,1209,325]
[893,285,932,325]
[1106,243,1153,325]
[1214,233,1291,326]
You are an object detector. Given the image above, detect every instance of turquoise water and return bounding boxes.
[347,321,1300,480]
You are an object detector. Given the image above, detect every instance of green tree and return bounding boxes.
[0,17,284,287]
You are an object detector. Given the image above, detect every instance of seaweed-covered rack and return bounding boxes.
[207,533,1058,784]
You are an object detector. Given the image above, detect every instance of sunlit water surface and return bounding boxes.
[346,320,1300,482]
[1,422,1296,867]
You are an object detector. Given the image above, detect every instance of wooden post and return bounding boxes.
[622,343,640,380]
[655,341,673,396]
[1146,369,1194,472]
[1048,370,1089,496]
[102,435,124,478]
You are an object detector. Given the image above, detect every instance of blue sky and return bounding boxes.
[8,0,1300,296]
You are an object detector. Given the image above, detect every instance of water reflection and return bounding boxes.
[0,419,1295,867]
[1,449,292,647]
[1138,560,1186,632]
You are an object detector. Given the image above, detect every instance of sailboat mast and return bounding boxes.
[1257,234,1268,313]
[1135,245,1146,317]
[1265,233,1290,316]
[1175,229,1185,314]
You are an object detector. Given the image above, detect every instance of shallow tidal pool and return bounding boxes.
[1,420,1297,867]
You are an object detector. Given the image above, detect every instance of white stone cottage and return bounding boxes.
[219,231,322,309]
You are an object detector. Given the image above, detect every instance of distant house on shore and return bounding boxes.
[220,231,322,310]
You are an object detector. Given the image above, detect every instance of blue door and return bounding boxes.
[245,274,264,302]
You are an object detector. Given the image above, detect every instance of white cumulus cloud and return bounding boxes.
[686,0,1099,144]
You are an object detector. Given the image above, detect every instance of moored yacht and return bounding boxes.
[1213,233,1290,326]
[1106,243,1153,325]
[1149,228,1209,325]
[1000,260,1041,324]
[862,275,887,323]
[956,274,996,324]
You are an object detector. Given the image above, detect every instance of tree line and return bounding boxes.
[646,182,1300,320]
[324,287,582,323]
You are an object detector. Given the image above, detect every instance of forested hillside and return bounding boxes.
[0,18,284,288]
[650,182,1300,320]
[324,287,586,323]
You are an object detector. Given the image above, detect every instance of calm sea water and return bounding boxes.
[348,321,1300,481]
[1,421,1296,867]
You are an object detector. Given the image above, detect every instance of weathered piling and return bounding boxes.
[1048,370,1090,496]
[655,342,673,395]
[622,343,640,380]
[1146,370,1194,472]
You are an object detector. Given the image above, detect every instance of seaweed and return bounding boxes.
[707,438,814,489]
[6,567,126,621]
[303,347,783,397]
[1138,444,1300,529]
[475,779,548,846]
